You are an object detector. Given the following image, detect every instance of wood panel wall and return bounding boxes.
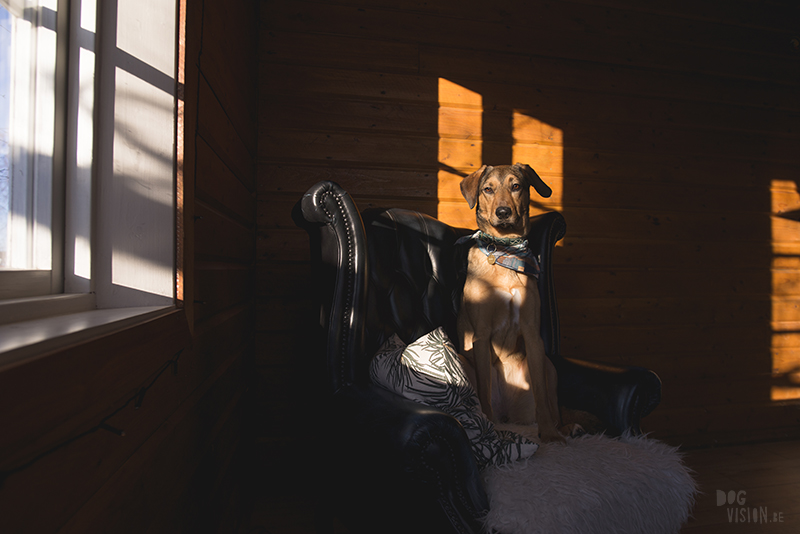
[180,0,259,529]
[0,1,258,532]
[257,0,800,460]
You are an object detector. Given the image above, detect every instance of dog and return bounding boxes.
[456,163,568,443]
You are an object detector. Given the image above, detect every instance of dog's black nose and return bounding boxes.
[496,206,512,219]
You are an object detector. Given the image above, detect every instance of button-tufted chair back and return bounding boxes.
[356,205,568,388]
[297,180,569,397]
[359,208,472,381]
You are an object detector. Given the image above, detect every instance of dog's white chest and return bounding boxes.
[492,286,523,332]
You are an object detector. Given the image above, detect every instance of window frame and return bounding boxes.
[0,0,178,350]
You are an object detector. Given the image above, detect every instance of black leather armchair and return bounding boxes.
[295,181,662,534]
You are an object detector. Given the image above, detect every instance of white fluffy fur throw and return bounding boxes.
[482,432,697,534]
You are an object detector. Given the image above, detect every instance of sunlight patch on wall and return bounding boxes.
[771,179,800,401]
[511,110,563,220]
[437,78,482,228]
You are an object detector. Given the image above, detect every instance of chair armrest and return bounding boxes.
[293,181,369,393]
[556,357,662,436]
[326,384,489,534]
[526,211,663,435]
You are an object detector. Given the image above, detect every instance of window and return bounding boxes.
[0,0,177,334]
[0,0,60,298]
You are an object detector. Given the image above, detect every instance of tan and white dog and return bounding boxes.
[457,163,568,443]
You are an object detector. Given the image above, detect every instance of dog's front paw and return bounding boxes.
[561,423,585,438]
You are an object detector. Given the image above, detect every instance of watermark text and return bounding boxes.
[717,490,784,524]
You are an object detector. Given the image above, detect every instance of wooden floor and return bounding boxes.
[243,439,800,534]
[680,439,800,533]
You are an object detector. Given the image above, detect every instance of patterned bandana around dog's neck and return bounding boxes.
[456,231,541,278]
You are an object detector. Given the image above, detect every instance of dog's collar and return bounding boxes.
[475,231,526,247]
[456,231,541,278]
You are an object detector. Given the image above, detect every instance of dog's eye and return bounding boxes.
[483,187,494,195]
[511,183,521,191]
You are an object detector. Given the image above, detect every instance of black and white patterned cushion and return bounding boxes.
[369,327,538,468]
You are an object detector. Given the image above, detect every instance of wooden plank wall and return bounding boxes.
[257,0,800,457]
[180,0,259,530]
[0,1,258,532]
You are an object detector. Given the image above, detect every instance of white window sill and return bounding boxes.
[0,305,177,371]
[0,293,96,324]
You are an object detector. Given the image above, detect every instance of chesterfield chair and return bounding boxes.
[294,181,662,534]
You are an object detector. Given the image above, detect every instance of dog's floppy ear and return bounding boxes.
[514,162,552,198]
[460,165,492,209]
